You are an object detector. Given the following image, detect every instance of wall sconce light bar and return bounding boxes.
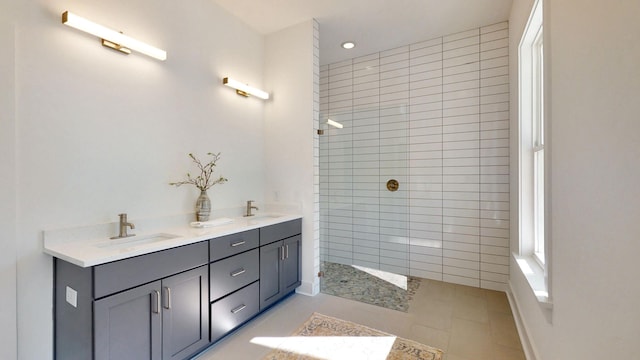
[101,39,132,55]
[327,119,344,129]
[223,77,269,100]
[62,11,167,61]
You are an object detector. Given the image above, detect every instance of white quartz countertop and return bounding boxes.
[44,213,302,268]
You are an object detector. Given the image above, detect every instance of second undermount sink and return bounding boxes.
[245,213,283,223]
[95,233,180,250]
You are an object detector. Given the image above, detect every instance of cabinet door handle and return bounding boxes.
[230,304,246,314]
[230,240,246,247]
[163,287,171,310]
[280,245,285,261]
[230,268,246,277]
[152,290,160,314]
[285,244,289,259]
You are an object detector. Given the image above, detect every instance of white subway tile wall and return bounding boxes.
[320,22,509,291]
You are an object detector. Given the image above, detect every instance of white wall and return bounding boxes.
[509,0,640,358]
[12,0,267,358]
[264,20,319,295]
[508,0,554,357]
[0,0,18,358]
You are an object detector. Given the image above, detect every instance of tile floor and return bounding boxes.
[195,279,525,360]
[320,262,422,312]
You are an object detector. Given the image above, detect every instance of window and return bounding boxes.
[532,26,544,264]
[517,0,550,306]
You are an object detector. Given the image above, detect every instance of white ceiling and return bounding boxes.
[212,0,514,65]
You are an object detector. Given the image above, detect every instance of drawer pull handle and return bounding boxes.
[231,304,246,314]
[152,290,160,314]
[163,287,171,310]
[230,268,246,277]
[230,240,246,247]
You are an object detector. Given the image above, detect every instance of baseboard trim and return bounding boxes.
[506,281,539,360]
[295,280,319,296]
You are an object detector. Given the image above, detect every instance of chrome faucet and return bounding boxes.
[111,213,135,239]
[244,200,259,217]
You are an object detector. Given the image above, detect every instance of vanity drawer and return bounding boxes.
[259,218,302,246]
[210,249,259,301]
[93,241,208,299]
[210,229,259,262]
[210,281,259,342]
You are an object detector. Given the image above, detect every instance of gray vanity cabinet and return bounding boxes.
[259,219,302,310]
[259,235,301,310]
[259,240,284,310]
[281,235,301,294]
[54,219,302,360]
[208,229,261,342]
[210,281,260,341]
[55,241,209,360]
[94,281,162,360]
[160,266,209,360]
[94,265,208,360]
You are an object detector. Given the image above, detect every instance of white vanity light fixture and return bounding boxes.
[223,77,270,100]
[327,119,344,129]
[341,41,356,49]
[62,11,167,61]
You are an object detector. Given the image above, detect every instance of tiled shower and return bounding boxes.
[319,22,510,291]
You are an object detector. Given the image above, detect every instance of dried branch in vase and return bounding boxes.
[169,152,228,191]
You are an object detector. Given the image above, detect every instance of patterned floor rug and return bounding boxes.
[263,313,443,360]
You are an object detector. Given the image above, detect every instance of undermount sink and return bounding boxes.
[246,214,282,221]
[95,233,180,250]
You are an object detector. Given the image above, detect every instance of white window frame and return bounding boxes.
[516,0,551,308]
[532,26,545,265]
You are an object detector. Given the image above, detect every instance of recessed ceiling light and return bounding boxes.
[341,41,355,49]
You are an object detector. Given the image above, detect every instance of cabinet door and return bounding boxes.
[282,235,301,294]
[161,266,209,360]
[259,240,282,310]
[94,281,162,360]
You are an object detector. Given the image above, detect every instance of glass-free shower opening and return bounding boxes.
[319,105,419,311]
